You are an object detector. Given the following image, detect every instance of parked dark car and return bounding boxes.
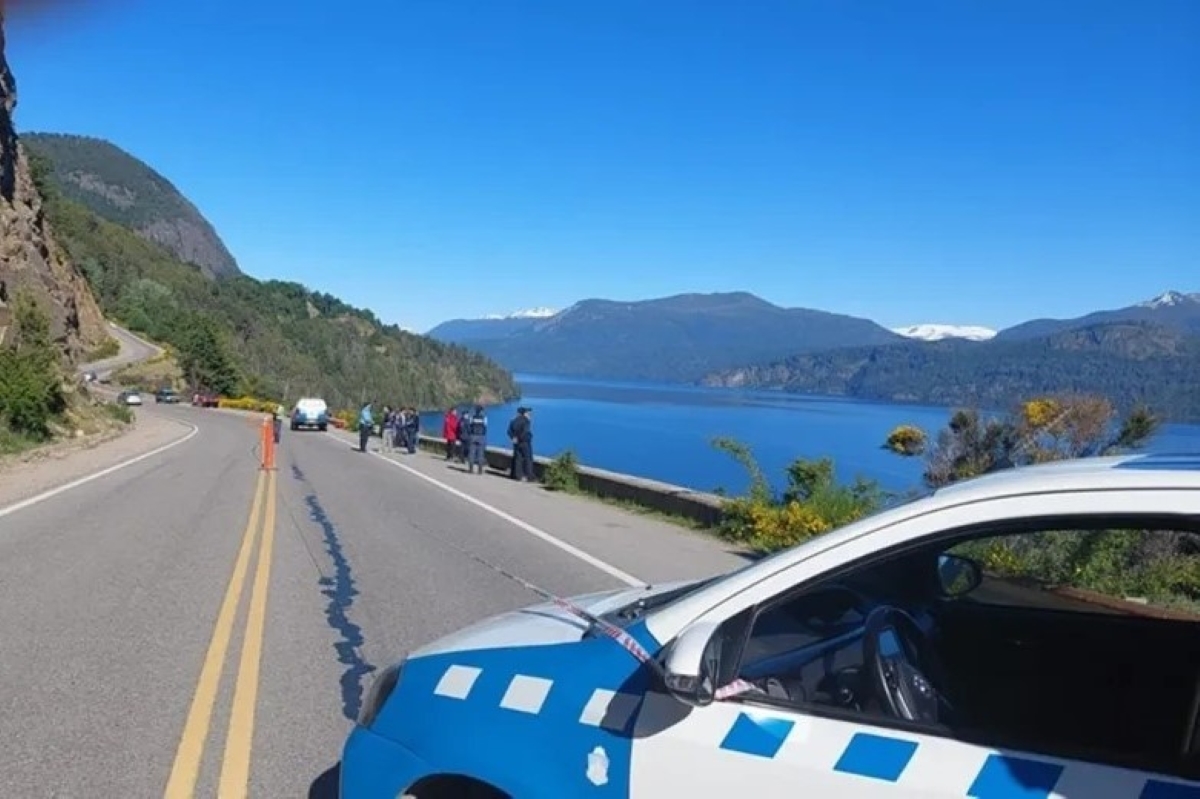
[155,388,180,404]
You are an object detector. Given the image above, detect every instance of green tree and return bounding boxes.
[176,317,239,395]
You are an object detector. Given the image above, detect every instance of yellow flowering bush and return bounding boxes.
[883,424,927,456]
[1021,397,1062,430]
[217,396,279,413]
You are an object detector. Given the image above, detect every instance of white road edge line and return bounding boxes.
[0,420,200,520]
[324,431,644,587]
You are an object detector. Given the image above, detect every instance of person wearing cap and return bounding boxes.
[508,406,535,482]
[465,403,489,474]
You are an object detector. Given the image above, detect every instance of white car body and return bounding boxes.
[291,397,329,430]
[124,392,143,406]
[341,453,1200,798]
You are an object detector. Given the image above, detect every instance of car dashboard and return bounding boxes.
[737,584,936,711]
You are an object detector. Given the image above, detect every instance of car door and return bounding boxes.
[623,490,1200,798]
[627,690,1200,797]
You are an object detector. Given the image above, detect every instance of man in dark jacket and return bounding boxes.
[465,404,488,474]
[508,407,534,482]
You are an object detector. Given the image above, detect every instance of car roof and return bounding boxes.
[643,452,1200,640]
[928,452,1200,501]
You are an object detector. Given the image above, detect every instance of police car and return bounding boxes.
[341,454,1200,797]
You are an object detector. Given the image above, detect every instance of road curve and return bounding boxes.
[0,402,745,797]
[80,321,163,379]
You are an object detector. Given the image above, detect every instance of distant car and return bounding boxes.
[155,388,180,404]
[191,391,220,408]
[117,391,143,406]
[291,397,329,431]
[340,454,1200,798]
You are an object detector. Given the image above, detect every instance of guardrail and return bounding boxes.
[412,433,726,527]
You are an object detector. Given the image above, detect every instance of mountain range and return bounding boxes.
[429,290,1200,421]
[428,292,906,382]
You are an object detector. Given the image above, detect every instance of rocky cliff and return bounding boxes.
[0,13,107,360]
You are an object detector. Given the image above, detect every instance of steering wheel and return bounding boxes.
[862,605,952,724]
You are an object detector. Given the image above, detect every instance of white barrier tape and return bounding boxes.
[395,514,761,701]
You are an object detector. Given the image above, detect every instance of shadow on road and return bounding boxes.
[309,763,340,798]
[292,464,376,722]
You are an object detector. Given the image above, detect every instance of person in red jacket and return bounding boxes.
[442,407,459,461]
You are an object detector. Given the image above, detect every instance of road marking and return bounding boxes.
[321,431,643,587]
[0,421,200,521]
[218,468,278,797]
[163,470,267,799]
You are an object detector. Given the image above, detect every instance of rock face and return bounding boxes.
[0,13,108,359]
[21,132,242,280]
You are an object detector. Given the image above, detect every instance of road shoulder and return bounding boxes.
[0,409,194,511]
[322,428,751,583]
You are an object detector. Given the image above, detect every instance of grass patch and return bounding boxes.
[84,336,121,362]
[102,401,135,424]
[581,492,708,530]
[0,428,39,456]
[112,351,184,390]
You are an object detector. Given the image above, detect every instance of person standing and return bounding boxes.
[457,408,470,462]
[508,406,535,482]
[442,407,459,460]
[465,404,488,474]
[381,405,394,453]
[357,401,374,453]
[404,407,420,454]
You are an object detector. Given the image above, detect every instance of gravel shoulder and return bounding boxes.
[0,408,194,510]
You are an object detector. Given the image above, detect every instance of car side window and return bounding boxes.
[943,526,1200,616]
[723,517,1200,779]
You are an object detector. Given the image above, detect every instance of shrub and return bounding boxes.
[883,424,926,456]
[886,394,1161,489]
[85,337,121,361]
[103,401,134,424]
[217,396,280,413]
[543,449,581,492]
[0,293,64,440]
[711,438,882,552]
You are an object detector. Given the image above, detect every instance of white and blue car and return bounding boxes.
[341,454,1200,797]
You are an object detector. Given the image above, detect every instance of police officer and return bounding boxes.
[465,404,488,474]
[507,407,534,482]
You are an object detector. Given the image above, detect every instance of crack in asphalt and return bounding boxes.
[291,463,375,722]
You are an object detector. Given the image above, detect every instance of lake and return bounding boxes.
[422,374,1200,497]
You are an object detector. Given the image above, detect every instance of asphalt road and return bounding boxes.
[0,402,746,798]
[79,322,162,379]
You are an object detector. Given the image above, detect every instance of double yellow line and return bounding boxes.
[164,468,279,798]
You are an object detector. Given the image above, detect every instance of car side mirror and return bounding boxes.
[937,553,983,597]
[661,619,724,708]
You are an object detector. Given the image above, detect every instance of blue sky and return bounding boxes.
[6,0,1197,333]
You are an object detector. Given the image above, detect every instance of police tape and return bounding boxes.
[513,572,762,701]
[401,514,761,701]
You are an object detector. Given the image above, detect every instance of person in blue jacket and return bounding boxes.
[358,401,373,453]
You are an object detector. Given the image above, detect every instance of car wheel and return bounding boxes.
[319,424,327,432]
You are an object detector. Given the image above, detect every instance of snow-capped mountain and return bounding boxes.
[891,324,998,342]
[482,307,559,320]
[1138,290,1200,309]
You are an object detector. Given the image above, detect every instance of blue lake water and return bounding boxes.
[422,374,1200,497]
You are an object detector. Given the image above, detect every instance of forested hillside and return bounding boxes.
[28,147,518,409]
